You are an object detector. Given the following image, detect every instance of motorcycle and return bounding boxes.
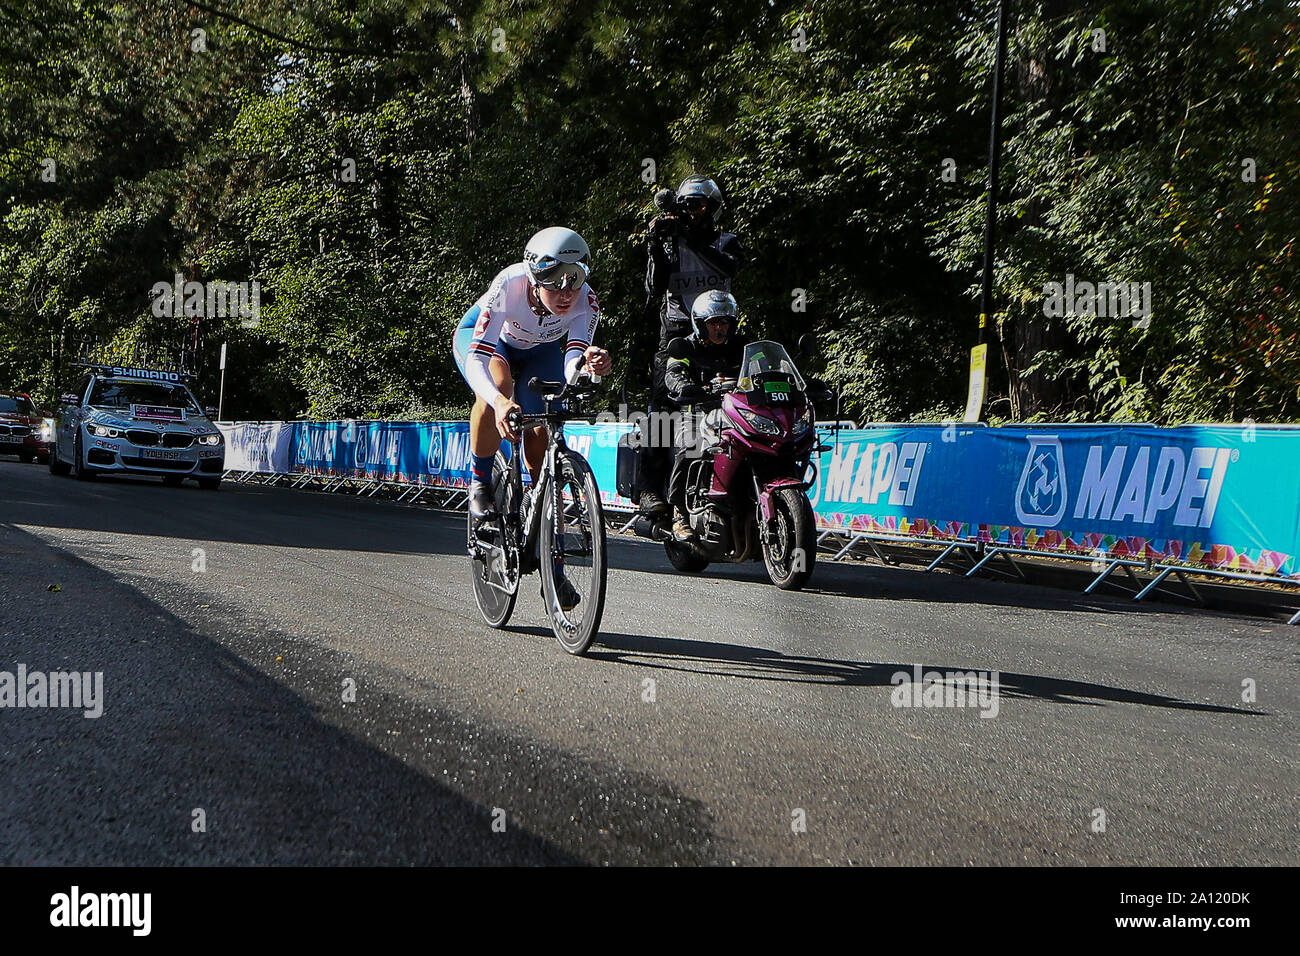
[618,338,832,590]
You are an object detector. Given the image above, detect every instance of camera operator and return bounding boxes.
[637,175,746,518]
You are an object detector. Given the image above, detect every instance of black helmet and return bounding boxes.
[690,291,738,341]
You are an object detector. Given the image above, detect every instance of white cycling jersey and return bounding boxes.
[465,262,600,405]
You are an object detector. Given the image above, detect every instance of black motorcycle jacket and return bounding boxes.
[663,336,747,405]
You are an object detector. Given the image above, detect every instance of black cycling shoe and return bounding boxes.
[543,573,582,612]
[468,480,495,518]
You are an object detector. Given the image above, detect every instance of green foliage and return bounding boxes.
[1,0,1296,424]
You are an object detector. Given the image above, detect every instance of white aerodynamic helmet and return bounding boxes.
[523,226,591,290]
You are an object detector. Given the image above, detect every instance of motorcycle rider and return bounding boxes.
[451,226,612,609]
[663,290,746,541]
[639,175,745,520]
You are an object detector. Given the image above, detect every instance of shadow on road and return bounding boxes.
[0,520,724,865]
[537,630,1264,717]
[605,532,1255,622]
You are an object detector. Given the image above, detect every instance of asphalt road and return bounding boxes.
[1,458,1295,865]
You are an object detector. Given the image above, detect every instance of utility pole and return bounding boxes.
[965,0,1010,423]
[217,341,227,420]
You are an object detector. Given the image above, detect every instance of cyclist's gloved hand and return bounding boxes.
[493,395,522,442]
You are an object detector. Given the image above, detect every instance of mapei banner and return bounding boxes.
[292,421,494,487]
[808,424,1300,578]
[221,418,1300,577]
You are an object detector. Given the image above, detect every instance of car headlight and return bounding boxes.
[199,433,223,445]
[40,419,55,441]
[91,425,121,438]
[737,407,781,437]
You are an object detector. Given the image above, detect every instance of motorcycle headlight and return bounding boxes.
[791,409,812,435]
[737,407,781,437]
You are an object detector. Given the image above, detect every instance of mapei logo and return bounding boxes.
[426,426,443,475]
[1015,436,1068,527]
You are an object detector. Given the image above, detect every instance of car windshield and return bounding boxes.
[736,341,806,391]
[88,380,201,413]
[0,395,34,415]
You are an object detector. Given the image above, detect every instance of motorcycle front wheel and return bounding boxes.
[761,487,816,590]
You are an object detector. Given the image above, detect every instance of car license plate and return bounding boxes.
[142,448,183,460]
[0,435,19,443]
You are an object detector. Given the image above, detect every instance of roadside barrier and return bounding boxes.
[217,419,1300,623]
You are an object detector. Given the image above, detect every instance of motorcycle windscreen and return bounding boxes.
[736,341,806,394]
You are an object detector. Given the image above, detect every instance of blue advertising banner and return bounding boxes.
[222,418,1300,578]
[807,424,1300,577]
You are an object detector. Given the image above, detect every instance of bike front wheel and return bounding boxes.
[539,451,607,655]
[468,460,520,628]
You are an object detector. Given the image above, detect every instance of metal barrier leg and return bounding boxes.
[1288,608,1300,626]
[965,547,1003,578]
[618,514,639,533]
[1133,567,1173,601]
[1133,566,1203,604]
[832,534,864,561]
[926,543,961,572]
[1084,559,1122,594]
[867,540,894,566]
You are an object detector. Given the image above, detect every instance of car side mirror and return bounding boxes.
[60,393,79,405]
[797,334,817,358]
[666,336,691,360]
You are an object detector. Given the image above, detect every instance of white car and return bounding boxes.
[49,365,225,489]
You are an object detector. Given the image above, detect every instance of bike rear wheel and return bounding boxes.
[539,450,607,655]
[468,456,520,628]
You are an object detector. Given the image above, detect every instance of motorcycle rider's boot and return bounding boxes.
[672,507,694,542]
[468,479,495,519]
[639,489,669,517]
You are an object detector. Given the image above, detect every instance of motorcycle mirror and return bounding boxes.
[797,334,817,358]
[666,336,691,360]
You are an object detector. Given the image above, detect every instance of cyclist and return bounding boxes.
[662,290,746,541]
[639,176,746,520]
[453,227,612,608]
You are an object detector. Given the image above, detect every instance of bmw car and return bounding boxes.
[48,365,225,488]
[0,391,52,463]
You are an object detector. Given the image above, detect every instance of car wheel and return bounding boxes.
[72,434,95,481]
[49,442,70,476]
